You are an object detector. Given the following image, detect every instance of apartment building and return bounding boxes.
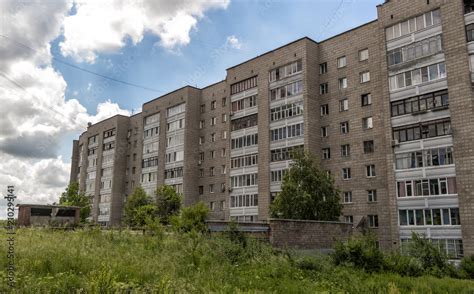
[70,0,474,257]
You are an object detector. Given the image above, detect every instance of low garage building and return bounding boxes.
[17,204,80,227]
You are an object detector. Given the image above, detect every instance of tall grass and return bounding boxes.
[0,228,473,292]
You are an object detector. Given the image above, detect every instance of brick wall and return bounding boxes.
[268,219,353,249]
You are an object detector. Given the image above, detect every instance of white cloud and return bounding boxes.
[60,0,230,63]
[0,0,130,211]
[226,35,242,50]
[0,0,228,216]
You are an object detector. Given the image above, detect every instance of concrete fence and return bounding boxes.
[207,219,354,250]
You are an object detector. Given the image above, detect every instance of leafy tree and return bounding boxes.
[124,186,155,227]
[155,185,182,224]
[270,151,342,221]
[59,182,91,223]
[171,202,209,233]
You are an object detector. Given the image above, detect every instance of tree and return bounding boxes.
[155,185,182,224]
[270,151,342,221]
[124,186,155,227]
[59,182,91,223]
[171,202,209,233]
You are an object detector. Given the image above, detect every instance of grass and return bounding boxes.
[0,227,473,293]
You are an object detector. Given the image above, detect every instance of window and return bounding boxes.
[210,117,217,126]
[360,71,370,83]
[103,128,116,138]
[391,89,449,117]
[270,123,304,141]
[271,145,304,162]
[199,136,204,145]
[167,103,186,117]
[320,104,329,116]
[199,120,204,129]
[231,134,258,149]
[343,191,352,203]
[395,146,454,170]
[397,177,457,198]
[230,173,258,188]
[199,186,204,195]
[209,167,215,177]
[222,131,227,139]
[337,56,346,68]
[210,150,216,159]
[467,24,474,42]
[341,144,350,157]
[221,148,227,157]
[209,184,214,193]
[167,118,185,131]
[320,83,328,95]
[363,117,373,130]
[388,34,443,66]
[231,114,258,131]
[232,95,258,112]
[103,142,115,151]
[221,165,227,174]
[231,153,258,169]
[166,134,184,147]
[269,60,303,82]
[368,215,379,228]
[389,62,446,91]
[340,121,349,134]
[199,169,204,177]
[319,62,328,74]
[222,113,227,123]
[200,104,205,113]
[211,100,217,110]
[165,151,184,163]
[338,77,348,90]
[142,156,158,168]
[342,168,351,180]
[231,76,257,95]
[339,98,349,112]
[270,102,303,122]
[269,80,303,101]
[345,216,354,223]
[221,183,226,192]
[222,97,227,107]
[322,148,331,160]
[211,133,216,142]
[368,190,377,202]
[392,118,451,143]
[364,140,374,153]
[164,167,184,179]
[271,169,288,183]
[145,113,160,125]
[359,49,369,61]
[385,9,441,41]
[144,127,159,139]
[399,208,460,226]
[366,165,376,177]
[209,202,215,211]
[321,126,329,138]
[230,194,258,208]
[361,93,372,106]
[466,0,474,14]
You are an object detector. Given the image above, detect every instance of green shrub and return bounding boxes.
[404,233,457,278]
[384,252,424,277]
[332,234,385,273]
[171,202,209,233]
[460,255,474,279]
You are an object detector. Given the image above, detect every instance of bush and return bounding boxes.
[171,202,209,233]
[332,234,385,273]
[384,252,424,277]
[460,255,474,279]
[404,233,457,278]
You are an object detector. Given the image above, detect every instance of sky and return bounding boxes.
[0,0,383,218]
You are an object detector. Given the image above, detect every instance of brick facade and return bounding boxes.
[70,0,474,256]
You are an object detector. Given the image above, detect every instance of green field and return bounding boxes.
[0,228,473,293]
